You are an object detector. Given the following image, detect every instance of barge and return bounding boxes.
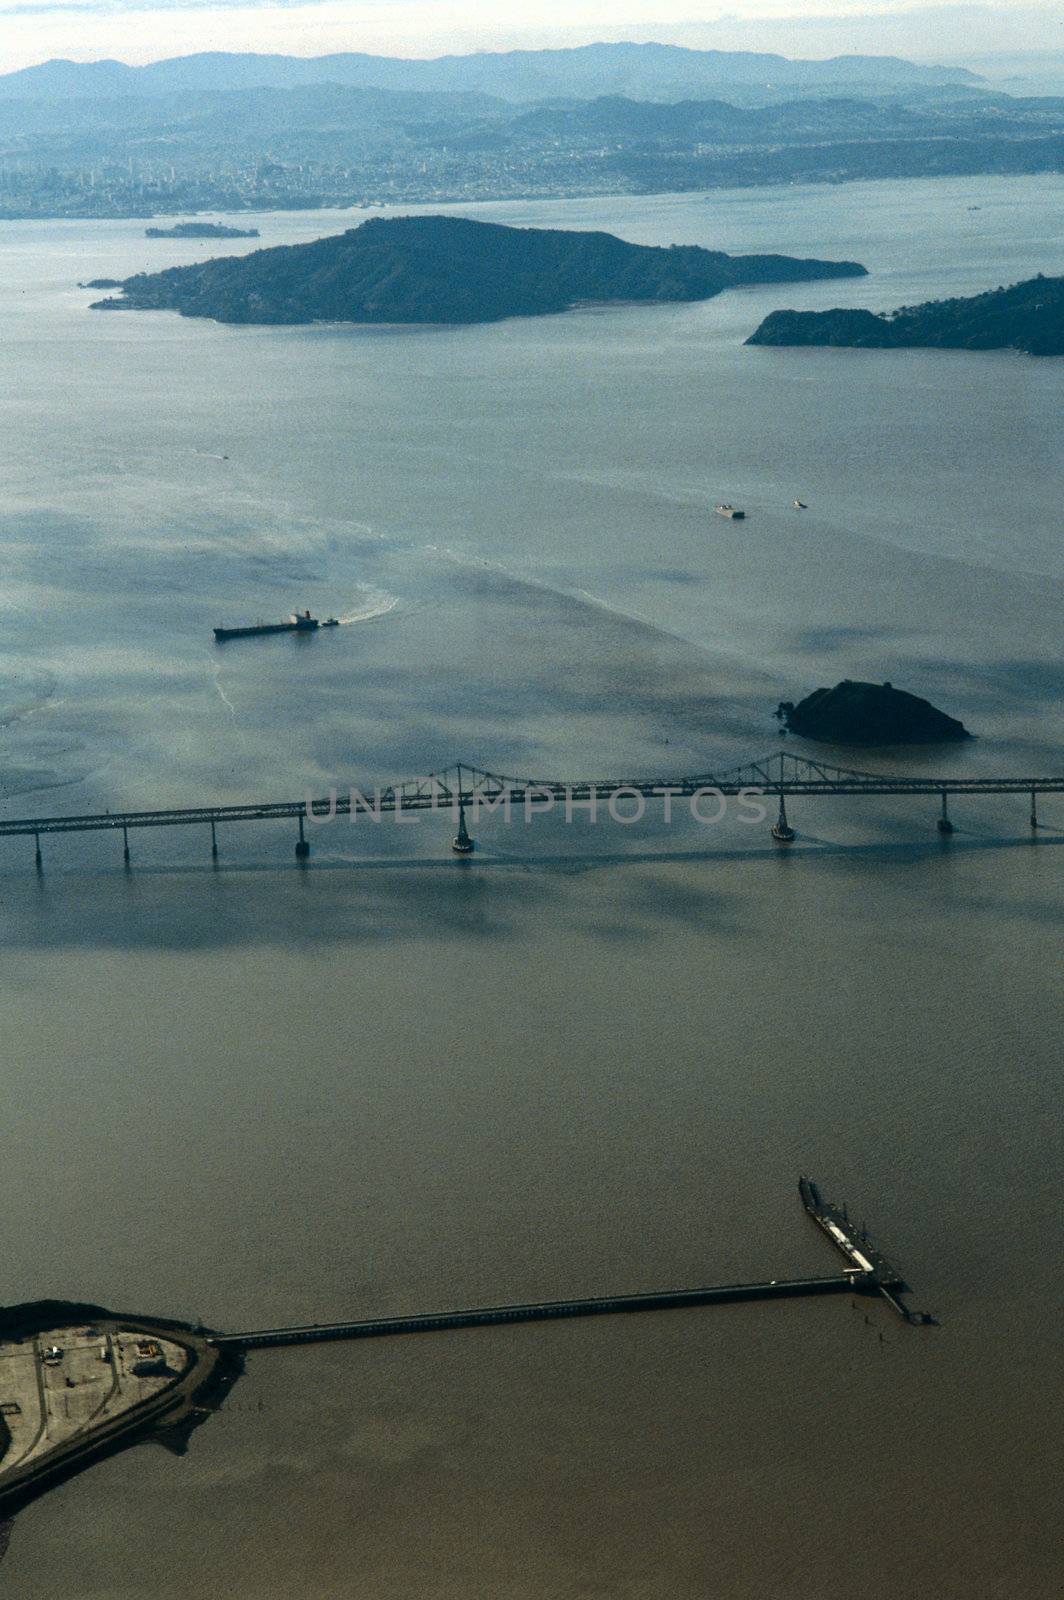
[213,610,339,642]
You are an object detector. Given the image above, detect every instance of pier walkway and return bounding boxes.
[208,1178,934,1354]
[209,1274,863,1352]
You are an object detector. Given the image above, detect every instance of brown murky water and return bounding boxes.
[2,180,1062,1595]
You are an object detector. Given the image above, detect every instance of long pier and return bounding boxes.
[208,1178,933,1354]
[0,1182,924,1523]
[209,1275,862,1352]
[2,752,1059,864]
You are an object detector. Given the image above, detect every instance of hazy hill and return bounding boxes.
[0,44,981,105]
[4,74,1064,218]
[0,81,502,137]
[471,87,1059,148]
[3,82,1055,165]
[90,214,867,326]
[747,274,1064,357]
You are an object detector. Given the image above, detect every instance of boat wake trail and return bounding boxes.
[337,586,399,626]
[0,669,57,730]
[206,656,237,718]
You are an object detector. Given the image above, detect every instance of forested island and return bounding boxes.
[747,274,1064,357]
[777,681,971,745]
[89,214,866,325]
[145,222,259,238]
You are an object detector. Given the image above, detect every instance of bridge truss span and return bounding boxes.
[0,751,1059,863]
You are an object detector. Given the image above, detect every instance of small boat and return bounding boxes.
[715,504,745,520]
[793,499,807,510]
[213,609,334,642]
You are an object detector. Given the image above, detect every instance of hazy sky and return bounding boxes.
[0,0,1059,74]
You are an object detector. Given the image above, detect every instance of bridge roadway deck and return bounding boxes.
[210,1274,868,1351]
[1,761,1061,841]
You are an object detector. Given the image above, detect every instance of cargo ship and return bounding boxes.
[213,610,339,642]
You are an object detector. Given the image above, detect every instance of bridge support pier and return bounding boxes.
[295,814,310,860]
[210,819,218,859]
[34,832,42,872]
[937,792,954,835]
[452,799,474,855]
[1030,790,1038,830]
[122,825,130,866]
[771,793,795,844]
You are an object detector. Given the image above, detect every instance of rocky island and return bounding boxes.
[776,680,971,745]
[145,222,260,239]
[747,273,1064,357]
[90,214,866,326]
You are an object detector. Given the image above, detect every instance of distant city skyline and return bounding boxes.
[0,1,1061,78]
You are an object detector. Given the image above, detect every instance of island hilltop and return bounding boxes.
[747,273,1064,357]
[777,680,972,745]
[91,214,866,326]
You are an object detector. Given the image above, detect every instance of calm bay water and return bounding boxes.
[1,176,1061,1596]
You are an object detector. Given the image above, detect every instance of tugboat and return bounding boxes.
[715,504,745,520]
[213,610,339,642]
[793,499,807,510]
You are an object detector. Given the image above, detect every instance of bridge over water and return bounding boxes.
[2,751,1060,866]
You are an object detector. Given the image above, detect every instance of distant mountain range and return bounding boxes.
[0,43,981,106]
[9,44,1064,222]
[457,89,1064,149]
[89,214,867,326]
[6,82,1043,163]
[747,274,1064,357]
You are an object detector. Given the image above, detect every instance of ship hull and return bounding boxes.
[213,621,318,641]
